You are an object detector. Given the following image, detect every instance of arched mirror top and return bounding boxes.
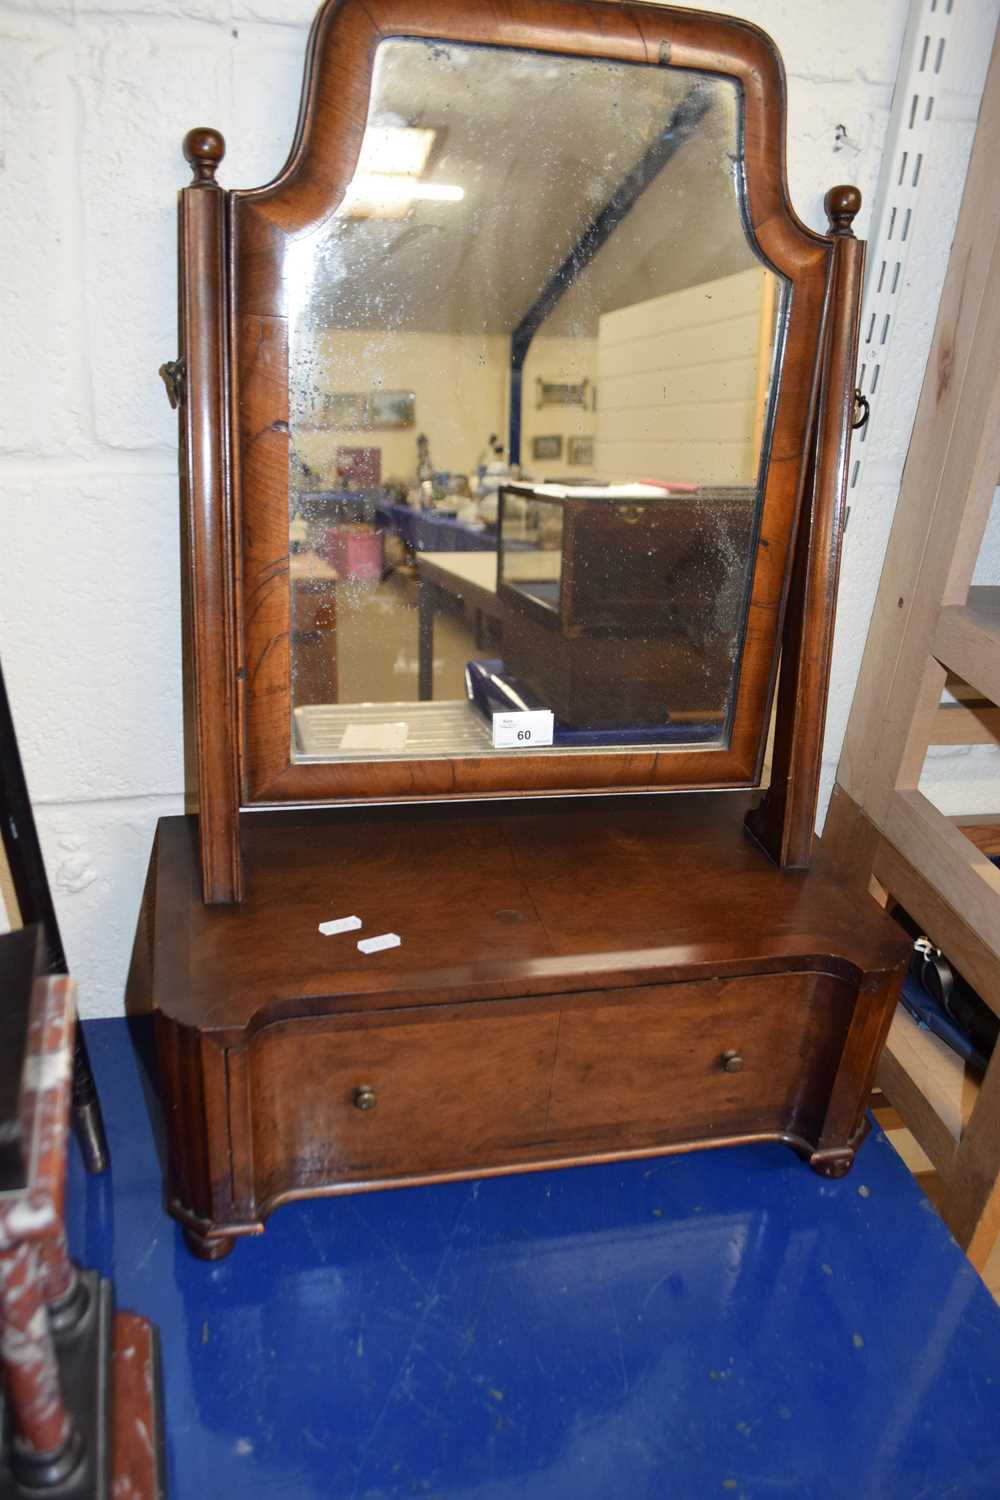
[217,0,859,810]
[234,0,829,283]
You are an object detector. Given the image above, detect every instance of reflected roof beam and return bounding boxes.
[509,84,714,463]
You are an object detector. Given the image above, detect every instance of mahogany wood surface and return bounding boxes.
[228,0,836,813]
[177,128,243,903]
[747,189,865,868]
[147,794,907,1033]
[134,793,910,1250]
[246,971,854,1206]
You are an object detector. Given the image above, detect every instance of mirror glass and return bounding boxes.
[287,38,786,762]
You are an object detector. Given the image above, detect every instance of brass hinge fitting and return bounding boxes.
[852,387,870,431]
[159,357,186,410]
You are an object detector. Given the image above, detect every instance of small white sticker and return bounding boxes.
[319,915,362,936]
[491,710,554,749]
[358,932,401,955]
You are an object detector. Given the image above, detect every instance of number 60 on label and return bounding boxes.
[491,710,555,749]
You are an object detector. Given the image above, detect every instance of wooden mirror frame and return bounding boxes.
[172,0,864,903]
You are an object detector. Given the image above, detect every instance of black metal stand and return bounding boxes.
[0,660,109,1174]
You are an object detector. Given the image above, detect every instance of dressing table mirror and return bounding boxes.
[136,0,910,1259]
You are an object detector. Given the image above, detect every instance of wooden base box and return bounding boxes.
[130,794,909,1260]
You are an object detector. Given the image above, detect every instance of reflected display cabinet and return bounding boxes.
[134,0,911,1258]
[495,481,757,729]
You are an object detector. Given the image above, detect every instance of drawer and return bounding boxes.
[547,971,855,1144]
[248,1006,560,1199]
[244,970,857,1203]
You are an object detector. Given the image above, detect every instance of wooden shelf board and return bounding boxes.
[954,816,1000,858]
[883,1124,935,1176]
[985,1233,1000,1303]
[884,791,1000,968]
[931,702,1000,745]
[874,829,1000,1023]
[933,586,1000,707]
[877,1007,979,1174]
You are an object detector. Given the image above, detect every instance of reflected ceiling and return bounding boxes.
[307,40,757,336]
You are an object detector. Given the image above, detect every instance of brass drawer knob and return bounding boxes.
[720,1050,744,1074]
[353,1084,377,1111]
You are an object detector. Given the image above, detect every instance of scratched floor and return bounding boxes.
[67,1020,1000,1500]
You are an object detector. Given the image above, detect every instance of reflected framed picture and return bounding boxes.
[336,446,381,485]
[532,435,563,460]
[536,377,591,409]
[368,390,416,428]
[567,436,594,467]
[321,389,416,430]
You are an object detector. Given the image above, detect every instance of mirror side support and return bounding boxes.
[746,185,864,869]
[177,128,244,905]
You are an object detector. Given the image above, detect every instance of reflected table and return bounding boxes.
[69,1018,1000,1500]
[416,550,504,700]
[415,550,563,702]
[377,503,499,555]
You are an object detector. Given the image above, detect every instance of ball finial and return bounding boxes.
[183,127,226,186]
[825,184,861,237]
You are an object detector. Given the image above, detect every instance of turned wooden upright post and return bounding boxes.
[747,185,866,868]
[173,127,243,904]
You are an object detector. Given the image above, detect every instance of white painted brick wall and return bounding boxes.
[0,0,996,1014]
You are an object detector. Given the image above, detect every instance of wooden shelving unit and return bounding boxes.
[825,22,1000,1274]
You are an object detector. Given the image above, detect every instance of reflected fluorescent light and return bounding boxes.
[337,126,463,218]
[343,174,465,205]
[356,126,436,177]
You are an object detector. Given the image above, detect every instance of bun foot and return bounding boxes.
[183,1227,236,1261]
[809,1148,856,1179]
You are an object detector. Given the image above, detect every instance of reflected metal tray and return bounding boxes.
[294,700,492,760]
